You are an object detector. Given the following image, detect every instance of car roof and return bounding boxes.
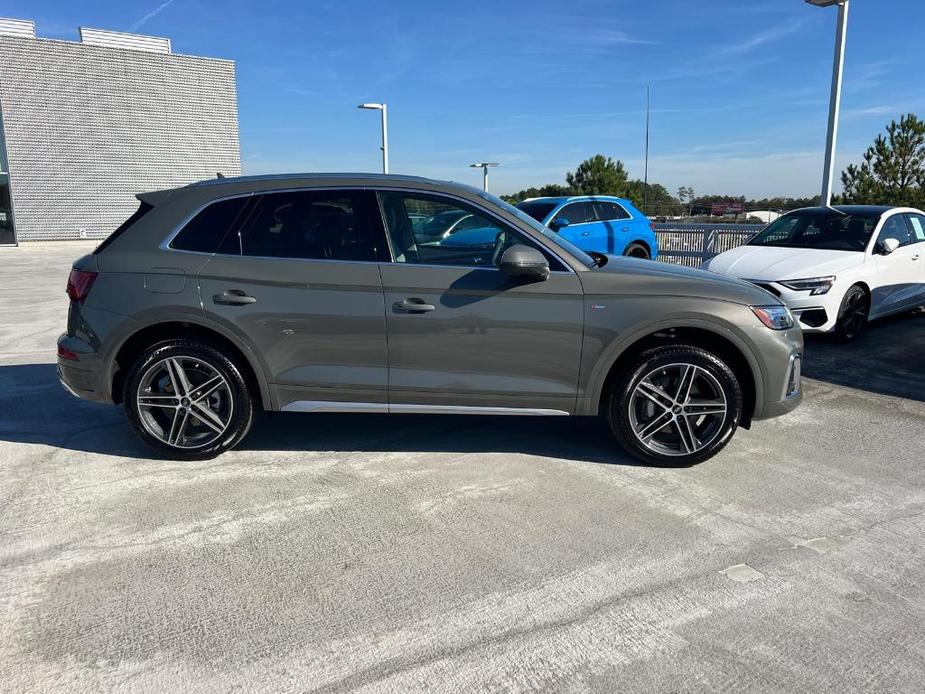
[188,172,452,188]
[793,205,896,215]
[519,195,632,205]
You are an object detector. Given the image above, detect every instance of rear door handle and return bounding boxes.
[213,289,257,305]
[912,253,921,260]
[621,226,630,232]
[393,298,435,313]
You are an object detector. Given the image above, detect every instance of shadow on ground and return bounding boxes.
[802,307,925,402]
[0,363,635,465]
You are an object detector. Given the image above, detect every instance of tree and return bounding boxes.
[565,155,628,196]
[841,113,925,206]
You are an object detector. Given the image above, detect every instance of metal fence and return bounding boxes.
[654,224,763,267]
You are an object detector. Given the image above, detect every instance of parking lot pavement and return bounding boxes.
[2,242,924,693]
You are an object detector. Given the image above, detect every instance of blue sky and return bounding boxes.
[11,0,925,197]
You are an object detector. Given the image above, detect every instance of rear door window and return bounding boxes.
[595,201,631,221]
[171,197,251,253]
[237,190,379,261]
[905,214,925,243]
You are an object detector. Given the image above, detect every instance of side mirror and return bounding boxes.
[549,217,570,231]
[879,237,900,255]
[499,244,549,280]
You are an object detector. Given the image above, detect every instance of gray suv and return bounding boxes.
[58,174,803,465]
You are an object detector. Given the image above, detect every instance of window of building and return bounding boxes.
[0,108,15,245]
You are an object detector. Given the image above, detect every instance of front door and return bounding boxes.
[197,188,389,409]
[377,191,584,413]
[870,213,922,316]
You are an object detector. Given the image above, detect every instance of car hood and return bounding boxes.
[702,245,864,280]
[580,255,779,306]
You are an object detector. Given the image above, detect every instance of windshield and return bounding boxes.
[476,191,597,267]
[749,210,882,252]
[516,200,558,224]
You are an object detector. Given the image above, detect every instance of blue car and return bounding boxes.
[515,196,658,259]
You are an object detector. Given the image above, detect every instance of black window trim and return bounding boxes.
[594,200,632,222]
[163,188,390,264]
[372,188,576,274]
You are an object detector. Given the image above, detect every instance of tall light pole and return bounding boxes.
[470,162,500,192]
[357,103,389,174]
[806,0,849,207]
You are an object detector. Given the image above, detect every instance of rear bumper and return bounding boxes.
[57,333,111,403]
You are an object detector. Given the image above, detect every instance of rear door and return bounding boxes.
[905,213,925,305]
[196,188,389,409]
[594,200,633,254]
[377,191,584,413]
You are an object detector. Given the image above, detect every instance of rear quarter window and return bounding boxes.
[94,202,153,254]
[171,197,251,253]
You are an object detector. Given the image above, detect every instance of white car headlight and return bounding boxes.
[778,276,836,295]
[751,305,795,330]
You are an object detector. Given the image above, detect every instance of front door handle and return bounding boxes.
[581,231,591,237]
[912,253,921,261]
[213,289,257,305]
[393,298,435,313]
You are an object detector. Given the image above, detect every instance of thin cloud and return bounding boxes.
[718,19,805,56]
[129,0,177,32]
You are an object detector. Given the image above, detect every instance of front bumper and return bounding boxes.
[743,280,841,333]
[748,323,804,422]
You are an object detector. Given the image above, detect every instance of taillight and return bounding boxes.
[66,268,98,303]
[649,221,656,232]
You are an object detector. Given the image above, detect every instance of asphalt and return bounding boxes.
[1,242,924,693]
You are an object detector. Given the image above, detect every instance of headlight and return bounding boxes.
[778,276,835,295]
[751,305,794,330]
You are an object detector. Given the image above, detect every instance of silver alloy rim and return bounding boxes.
[136,356,233,449]
[628,362,728,457]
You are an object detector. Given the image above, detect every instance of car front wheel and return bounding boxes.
[607,345,742,466]
[123,339,255,460]
[833,284,869,342]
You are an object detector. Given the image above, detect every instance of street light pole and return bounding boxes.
[357,103,389,174]
[470,162,500,192]
[807,0,850,207]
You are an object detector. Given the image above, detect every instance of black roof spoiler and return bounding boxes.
[135,189,174,206]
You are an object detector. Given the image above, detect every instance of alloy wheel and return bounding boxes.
[628,363,728,457]
[135,356,234,449]
[839,289,868,339]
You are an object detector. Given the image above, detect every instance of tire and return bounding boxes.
[624,242,650,259]
[833,285,869,342]
[123,339,255,460]
[606,345,742,466]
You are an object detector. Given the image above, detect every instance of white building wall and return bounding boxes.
[0,34,240,241]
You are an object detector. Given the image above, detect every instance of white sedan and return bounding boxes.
[702,205,925,340]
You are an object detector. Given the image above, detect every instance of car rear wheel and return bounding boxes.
[123,339,255,460]
[624,243,650,259]
[607,345,742,466]
[833,285,869,342]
